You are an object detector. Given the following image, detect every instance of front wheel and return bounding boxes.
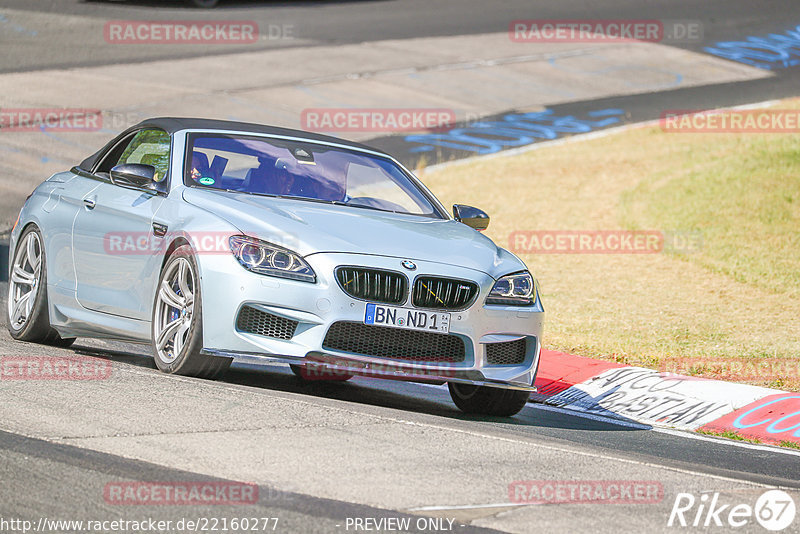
[448,382,530,416]
[152,245,230,379]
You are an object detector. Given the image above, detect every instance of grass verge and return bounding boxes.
[696,429,762,444]
[418,100,800,390]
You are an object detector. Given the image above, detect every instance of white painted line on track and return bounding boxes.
[13,350,796,488]
[533,404,800,458]
[20,356,784,489]
[652,427,800,458]
[373,378,800,459]
[408,502,532,512]
[390,416,785,490]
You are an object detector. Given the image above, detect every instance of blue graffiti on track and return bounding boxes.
[0,14,38,37]
[704,24,800,70]
[405,108,625,155]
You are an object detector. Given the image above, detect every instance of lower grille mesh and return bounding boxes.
[323,321,466,363]
[485,338,527,365]
[236,305,298,340]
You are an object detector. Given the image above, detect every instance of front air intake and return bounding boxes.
[236,305,298,340]
[323,321,466,363]
[485,338,527,365]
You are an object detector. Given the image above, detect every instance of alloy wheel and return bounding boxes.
[8,232,42,331]
[154,257,195,363]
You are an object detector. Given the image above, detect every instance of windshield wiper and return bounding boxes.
[205,187,405,214]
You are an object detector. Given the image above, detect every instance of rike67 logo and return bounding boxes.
[668,490,796,531]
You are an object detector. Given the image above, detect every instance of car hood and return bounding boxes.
[182,188,525,277]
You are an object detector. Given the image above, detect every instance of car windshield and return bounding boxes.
[184,133,442,217]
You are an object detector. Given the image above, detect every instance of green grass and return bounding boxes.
[419,100,800,390]
[698,430,800,450]
[697,429,761,444]
[620,134,800,298]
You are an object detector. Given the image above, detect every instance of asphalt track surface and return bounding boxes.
[4,0,799,166]
[1,1,800,533]
[17,337,800,488]
[0,0,797,72]
[1,286,799,532]
[0,429,501,534]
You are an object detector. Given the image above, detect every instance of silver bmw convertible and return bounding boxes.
[6,118,544,416]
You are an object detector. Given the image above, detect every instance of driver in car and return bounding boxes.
[247,157,296,196]
[271,159,296,195]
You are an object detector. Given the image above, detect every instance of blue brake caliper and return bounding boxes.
[167,280,182,357]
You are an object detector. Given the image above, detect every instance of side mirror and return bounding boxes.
[110,164,160,191]
[453,204,490,231]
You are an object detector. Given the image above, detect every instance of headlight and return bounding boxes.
[486,271,536,306]
[229,235,316,283]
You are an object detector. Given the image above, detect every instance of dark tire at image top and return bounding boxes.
[6,226,76,348]
[448,382,530,416]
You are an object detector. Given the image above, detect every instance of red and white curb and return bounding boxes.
[533,350,800,447]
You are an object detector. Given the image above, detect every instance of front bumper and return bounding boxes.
[197,252,544,390]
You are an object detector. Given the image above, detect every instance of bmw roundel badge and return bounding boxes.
[401,260,417,270]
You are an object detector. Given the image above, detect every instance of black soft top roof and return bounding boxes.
[78,117,383,171]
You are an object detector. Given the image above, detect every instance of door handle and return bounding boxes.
[83,197,96,209]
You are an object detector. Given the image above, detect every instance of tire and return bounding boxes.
[6,226,76,348]
[290,363,353,382]
[448,382,530,416]
[151,245,230,379]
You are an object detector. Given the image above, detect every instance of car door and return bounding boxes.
[72,129,171,320]
[39,173,101,292]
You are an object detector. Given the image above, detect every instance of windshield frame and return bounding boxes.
[181,131,449,220]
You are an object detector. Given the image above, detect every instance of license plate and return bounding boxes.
[364,303,450,333]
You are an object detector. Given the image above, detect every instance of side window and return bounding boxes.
[116,129,171,182]
[93,132,137,178]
